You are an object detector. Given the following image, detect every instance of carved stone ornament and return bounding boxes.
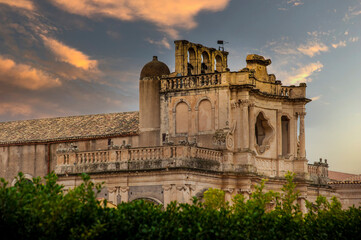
[226,120,236,151]
[212,129,227,145]
[162,184,174,191]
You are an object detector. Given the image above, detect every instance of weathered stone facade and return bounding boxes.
[0,40,359,209]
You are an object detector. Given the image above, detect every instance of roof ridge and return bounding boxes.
[0,111,139,124]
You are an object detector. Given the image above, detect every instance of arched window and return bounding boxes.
[201,51,210,74]
[281,116,290,156]
[187,48,196,75]
[215,55,222,72]
[176,102,189,134]
[198,100,212,132]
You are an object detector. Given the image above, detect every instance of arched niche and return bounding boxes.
[187,47,196,75]
[198,99,212,132]
[175,101,190,134]
[255,112,274,154]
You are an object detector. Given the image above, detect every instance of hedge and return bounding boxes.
[0,172,360,240]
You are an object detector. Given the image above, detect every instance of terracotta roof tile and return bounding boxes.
[0,111,139,145]
[328,170,358,181]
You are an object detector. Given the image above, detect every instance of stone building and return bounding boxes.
[0,40,360,209]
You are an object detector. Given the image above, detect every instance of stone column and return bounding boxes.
[299,112,306,159]
[248,103,256,151]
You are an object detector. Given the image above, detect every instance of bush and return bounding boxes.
[0,172,360,239]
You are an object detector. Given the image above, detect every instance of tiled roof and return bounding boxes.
[0,112,139,145]
[328,170,361,184]
[328,170,358,181]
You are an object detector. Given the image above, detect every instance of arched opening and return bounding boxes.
[255,112,273,153]
[281,116,290,156]
[176,102,189,134]
[201,51,210,74]
[198,100,212,132]
[187,48,196,75]
[11,173,33,186]
[215,55,222,72]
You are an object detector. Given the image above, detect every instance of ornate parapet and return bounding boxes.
[160,71,308,101]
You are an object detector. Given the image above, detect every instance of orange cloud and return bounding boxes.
[49,0,230,37]
[283,62,323,85]
[297,42,329,57]
[41,36,98,71]
[0,55,61,90]
[0,0,34,10]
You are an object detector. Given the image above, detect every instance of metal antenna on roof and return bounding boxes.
[217,40,228,51]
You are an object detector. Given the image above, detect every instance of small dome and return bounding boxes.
[140,56,170,80]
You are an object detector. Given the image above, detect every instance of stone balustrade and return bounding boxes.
[160,72,307,99]
[280,84,306,98]
[56,145,223,174]
[160,73,222,92]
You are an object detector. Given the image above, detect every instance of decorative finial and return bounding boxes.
[153,56,158,61]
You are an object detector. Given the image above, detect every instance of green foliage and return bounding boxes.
[203,188,227,210]
[1,172,360,239]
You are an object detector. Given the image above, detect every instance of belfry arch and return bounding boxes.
[215,55,222,72]
[175,40,228,76]
[187,47,196,75]
[201,51,210,74]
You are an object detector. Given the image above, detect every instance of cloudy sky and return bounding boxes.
[0,0,360,173]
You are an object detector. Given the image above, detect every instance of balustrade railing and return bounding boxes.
[56,145,223,166]
[161,73,222,91]
[76,151,109,164]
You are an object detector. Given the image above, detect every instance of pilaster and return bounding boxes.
[248,102,256,152]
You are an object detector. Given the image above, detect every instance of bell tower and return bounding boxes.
[139,56,170,147]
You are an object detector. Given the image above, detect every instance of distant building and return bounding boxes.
[0,40,360,209]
